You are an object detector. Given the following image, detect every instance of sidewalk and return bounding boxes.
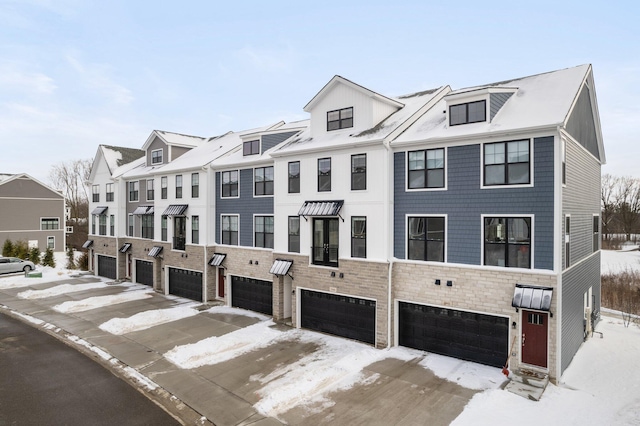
[0,274,485,426]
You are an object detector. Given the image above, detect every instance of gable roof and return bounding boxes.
[141,130,208,151]
[0,173,64,198]
[303,75,404,112]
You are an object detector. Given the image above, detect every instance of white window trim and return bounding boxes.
[565,214,571,269]
[129,180,139,202]
[404,214,448,263]
[220,214,240,246]
[404,147,448,192]
[561,138,567,187]
[151,149,163,164]
[252,214,274,249]
[146,179,154,201]
[253,166,274,198]
[220,170,240,199]
[593,213,600,252]
[480,139,534,189]
[46,236,55,249]
[481,214,535,269]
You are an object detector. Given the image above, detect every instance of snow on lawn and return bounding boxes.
[0,251,98,289]
[419,353,507,391]
[99,305,200,335]
[205,305,270,321]
[601,248,640,274]
[17,282,110,299]
[53,290,153,313]
[452,318,640,426]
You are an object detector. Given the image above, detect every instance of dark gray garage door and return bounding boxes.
[136,260,153,286]
[399,302,509,367]
[168,267,202,301]
[231,276,272,315]
[97,255,116,280]
[301,290,376,345]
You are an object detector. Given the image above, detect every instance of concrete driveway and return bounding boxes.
[0,275,501,425]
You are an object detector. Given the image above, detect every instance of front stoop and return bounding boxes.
[505,368,549,401]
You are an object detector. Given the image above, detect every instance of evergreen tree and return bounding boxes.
[29,247,40,264]
[66,246,76,269]
[2,239,13,257]
[41,247,56,267]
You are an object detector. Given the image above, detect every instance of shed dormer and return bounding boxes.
[303,75,404,138]
[445,87,517,126]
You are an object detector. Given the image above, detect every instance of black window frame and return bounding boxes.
[161,215,167,242]
[192,215,199,244]
[151,149,163,165]
[483,140,531,186]
[408,148,445,189]
[191,173,199,198]
[128,214,134,237]
[175,175,182,199]
[106,183,114,202]
[243,140,260,156]
[318,158,331,192]
[146,179,154,201]
[351,216,366,258]
[254,216,274,249]
[407,216,445,262]
[221,170,239,198]
[98,214,107,236]
[484,217,531,269]
[593,215,600,253]
[41,218,60,230]
[449,100,486,126]
[161,176,168,199]
[565,216,571,269]
[288,161,300,193]
[141,214,154,239]
[351,154,366,191]
[254,166,274,196]
[327,107,353,131]
[92,185,99,202]
[288,216,300,253]
[109,214,114,236]
[129,181,139,202]
[221,215,238,245]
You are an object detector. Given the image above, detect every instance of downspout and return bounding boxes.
[383,139,394,349]
[555,125,563,381]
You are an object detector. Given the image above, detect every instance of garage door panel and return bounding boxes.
[168,268,202,302]
[97,256,116,280]
[231,276,272,315]
[136,260,153,286]
[399,302,508,368]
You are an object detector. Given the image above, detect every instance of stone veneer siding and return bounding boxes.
[392,261,559,380]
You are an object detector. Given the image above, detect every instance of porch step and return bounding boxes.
[505,369,549,401]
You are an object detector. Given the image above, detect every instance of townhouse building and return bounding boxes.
[86,64,604,381]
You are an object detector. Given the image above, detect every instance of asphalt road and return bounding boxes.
[0,312,179,425]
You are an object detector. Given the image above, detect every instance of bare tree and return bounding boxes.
[615,176,640,241]
[601,173,619,241]
[49,159,92,220]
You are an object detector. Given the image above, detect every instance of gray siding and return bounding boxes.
[0,177,63,199]
[566,84,600,161]
[393,136,555,270]
[215,169,273,246]
[561,252,600,374]
[171,146,191,161]
[262,131,298,153]
[147,137,167,166]
[489,92,513,122]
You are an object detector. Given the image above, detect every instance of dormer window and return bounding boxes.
[243,140,260,156]
[449,100,486,126]
[327,107,353,131]
[151,149,163,164]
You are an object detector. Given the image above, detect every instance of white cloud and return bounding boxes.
[0,64,57,95]
[65,54,134,105]
[235,44,296,73]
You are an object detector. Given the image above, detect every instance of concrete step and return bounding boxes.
[505,369,549,401]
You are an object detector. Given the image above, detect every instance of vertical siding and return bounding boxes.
[262,131,298,153]
[566,84,600,161]
[489,93,513,122]
[394,136,555,270]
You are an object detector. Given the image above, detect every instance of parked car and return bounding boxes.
[0,257,35,274]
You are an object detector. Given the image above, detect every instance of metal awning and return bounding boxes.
[82,240,93,249]
[91,206,108,215]
[119,243,132,253]
[162,204,188,216]
[512,284,553,311]
[208,253,226,266]
[133,206,154,215]
[298,200,344,220]
[148,246,163,258]
[269,259,293,279]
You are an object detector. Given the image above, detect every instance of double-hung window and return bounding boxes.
[408,216,445,262]
[222,171,239,197]
[484,140,530,186]
[351,217,366,258]
[327,107,353,131]
[141,215,154,239]
[151,149,163,164]
[351,154,366,190]
[288,216,300,253]
[129,181,139,202]
[221,215,238,245]
[255,216,274,249]
[288,162,300,193]
[109,215,114,236]
[161,215,167,241]
[99,215,107,235]
[484,217,531,268]
[449,100,486,126]
[408,148,445,189]
[192,215,199,244]
[318,158,331,192]
[191,173,199,198]
[175,175,182,199]
[147,179,154,200]
[161,177,168,199]
[255,166,274,196]
[106,183,114,202]
[92,185,99,202]
[565,216,571,269]
[128,214,134,237]
[593,215,600,253]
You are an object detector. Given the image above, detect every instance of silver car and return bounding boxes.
[0,257,35,274]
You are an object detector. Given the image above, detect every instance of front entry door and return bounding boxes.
[522,310,548,367]
[218,267,225,298]
[312,218,339,267]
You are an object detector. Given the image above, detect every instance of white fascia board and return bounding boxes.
[268,138,385,158]
[304,75,404,112]
[445,86,518,101]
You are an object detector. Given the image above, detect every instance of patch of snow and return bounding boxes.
[205,305,271,321]
[53,290,153,313]
[601,249,640,274]
[418,353,506,391]
[17,282,109,299]
[122,366,159,391]
[99,305,200,335]
[67,335,113,361]
[13,311,44,325]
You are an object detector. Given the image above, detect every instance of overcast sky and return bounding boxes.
[1,0,638,184]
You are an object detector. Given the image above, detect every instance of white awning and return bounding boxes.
[91,206,108,215]
[512,284,553,311]
[269,259,293,277]
[208,253,226,266]
[148,246,163,258]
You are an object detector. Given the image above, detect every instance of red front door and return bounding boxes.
[217,268,225,298]
[522,310,548,368]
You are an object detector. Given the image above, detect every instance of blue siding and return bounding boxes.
[262,131,298,153]
[489,92,513,122]
[394,136,555,270]
[215,169,273,246]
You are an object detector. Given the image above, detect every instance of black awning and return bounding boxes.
[133,206,154,215]
[512,284,553,311]
[298,200,344,217]
[119,243,132,253]
[162,204,188,216]
[269,259,293,277]
[82,240,94,249]
[148,246,163,258]
[91,206,108,215]
[208,253,226,266]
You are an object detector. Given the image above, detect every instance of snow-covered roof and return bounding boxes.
[155,130,208,148]
[0,174,14,183]
[304,75,404,112]
[273,87,447,156]
[394,64,591,145]
[99,145,145,175]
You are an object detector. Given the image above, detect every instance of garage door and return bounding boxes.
[399,302,509,367]
[231,276,272,315]
[168,267,202,301]
[136,260,153,286]
[301,290,376,345]
[97,255,116,279]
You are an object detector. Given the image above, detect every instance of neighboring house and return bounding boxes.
[0,173,66,252]
[85,64,604,381]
